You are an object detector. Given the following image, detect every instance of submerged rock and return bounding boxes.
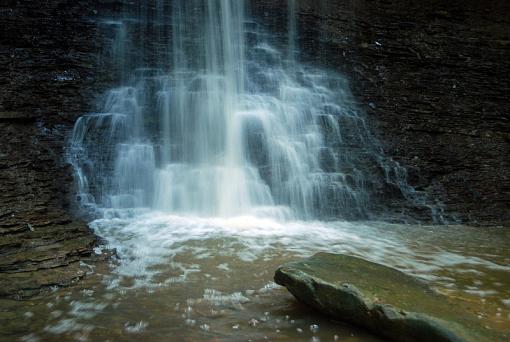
[275,253,504,342]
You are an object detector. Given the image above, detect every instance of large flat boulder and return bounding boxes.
[275,253,504,342]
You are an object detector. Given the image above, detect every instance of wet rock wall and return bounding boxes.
[0,0,120,298]
[252,0,510,224]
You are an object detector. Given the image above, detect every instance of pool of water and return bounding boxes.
[2,215,509,341]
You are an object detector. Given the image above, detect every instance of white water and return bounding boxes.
[89,215,510,291]
[69,0,442,221]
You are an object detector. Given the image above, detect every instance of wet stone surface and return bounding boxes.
[0,122,103,299]
[275,253,508,342]
[0,0,115,299]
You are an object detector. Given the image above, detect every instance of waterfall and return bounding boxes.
[69,0,444,222]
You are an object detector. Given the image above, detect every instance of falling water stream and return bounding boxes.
[2,1,509,341]
[69,0,440,221]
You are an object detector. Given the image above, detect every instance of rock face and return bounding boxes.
[0,0,119,298]
[0,118,100,299]
[275,253,505,342]
[252,0,510,224]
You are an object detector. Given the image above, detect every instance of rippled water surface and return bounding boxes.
[2,216,509,341]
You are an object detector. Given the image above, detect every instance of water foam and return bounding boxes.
[90,215,508,293]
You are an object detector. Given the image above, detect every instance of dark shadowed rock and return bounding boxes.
[0,112,37,121]
[0,0,117,299]
[275,253,505,342]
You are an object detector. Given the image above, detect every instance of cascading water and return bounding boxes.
[69,0,443,222]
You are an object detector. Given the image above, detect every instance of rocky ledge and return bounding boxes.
[0,219,98,299]
[0,121,101,299]
[275,253,506,342]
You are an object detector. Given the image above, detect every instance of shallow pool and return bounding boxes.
[2,215,509,341]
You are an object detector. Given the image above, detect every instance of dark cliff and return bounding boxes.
[0,0,116,298]
[0,0,509,297]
